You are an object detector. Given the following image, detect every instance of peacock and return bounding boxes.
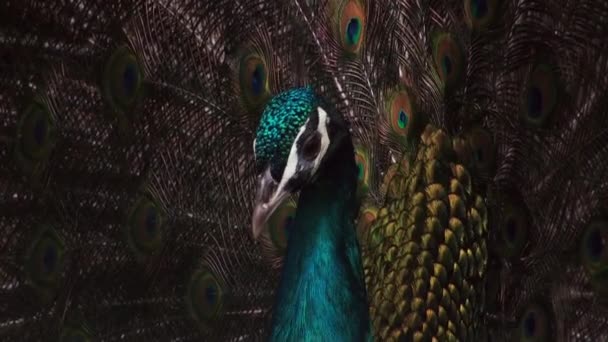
[2,0,608,341]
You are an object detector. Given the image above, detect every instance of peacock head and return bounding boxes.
[251,87,349,239]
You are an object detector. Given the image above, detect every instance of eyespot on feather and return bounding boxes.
[496,201,529,258]
[238,52,271,113]
[518,303,552,342]
[101,46,143,113]
[466,126,495,175]
[581,220,608,290]
[14,100,57,178]
[187,268,225,326]
[464,0,500,31]
[24,225,65,300]
[385,88,419,143]
[266,198,296,251]
[16,101,56,161]
[125,195,164,257]
[334,0,366,55]
[521,63,559,127]
[432,32,465,90]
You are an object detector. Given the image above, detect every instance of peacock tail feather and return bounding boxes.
[1,0,608,341]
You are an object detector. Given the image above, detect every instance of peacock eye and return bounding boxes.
[301,133,321,161]
[267,199,297,252]
[518,303,552,341]
[186,267,225,326]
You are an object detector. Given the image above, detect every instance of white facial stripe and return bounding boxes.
[312,107,331,174]
[269,106,331,204]
[270,119,308,205]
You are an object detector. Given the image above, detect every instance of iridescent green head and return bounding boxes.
[254,87,319,178]
[252,87,348,239]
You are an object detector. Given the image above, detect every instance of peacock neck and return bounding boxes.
[270,137,371,341]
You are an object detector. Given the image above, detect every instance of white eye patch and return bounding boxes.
[272,107,332,198]
[312,107,331,173]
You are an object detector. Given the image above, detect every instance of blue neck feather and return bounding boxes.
[269,137,371,341]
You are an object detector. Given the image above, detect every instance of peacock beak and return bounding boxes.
[251,166,289,240]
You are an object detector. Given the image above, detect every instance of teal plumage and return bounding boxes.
[1,0,608,341]
[268,120,369,340]
[253,88,370,340]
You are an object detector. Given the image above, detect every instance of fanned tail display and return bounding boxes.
[1,0,608,341]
